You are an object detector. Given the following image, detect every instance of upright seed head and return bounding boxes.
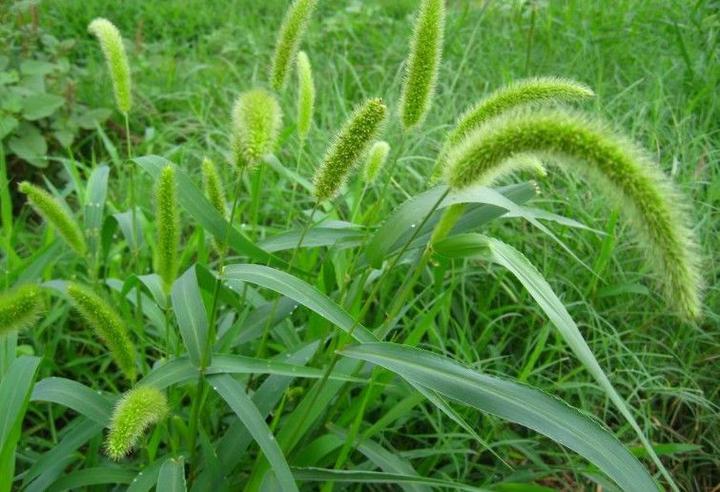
[231,88,283,169]
[296,50,315,139]
[105,385,169,461]
[0,285,43,336]
[312,98,387,202]
[399,0,445,130]
[154,166,179,293]
[88,18,132,114]
[269,0,318,91]
[444,108,702,319]
[431,76,594,181]
[67,282,137,381]
[19,181,86,256]
[201,157,227,219]
[363,140,391,183]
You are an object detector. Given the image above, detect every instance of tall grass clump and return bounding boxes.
[0,285,43,335]
[67,283,137,381]
[444,108,702,319]
[399,0,445,130]
[88,18,132,114]
[105,386,169,460]
[296,50,315,140]
[154,165,180,292]
[269,0,318,91]
[231,89,283,168]
[313,98,387,201]
[19,181,86,256]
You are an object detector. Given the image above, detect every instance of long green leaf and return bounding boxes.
[341,342,657,492]
[293,468,489,491]
[157,457,186,492]
[47,467,135,491]
[172,265,209,367]
[84,164,109,257]
[31,377,113,425]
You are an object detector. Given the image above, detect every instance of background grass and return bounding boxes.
[5,0,719,489]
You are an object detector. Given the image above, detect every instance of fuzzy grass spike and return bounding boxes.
[67,283,137,380]
[269,0,318,91]
[155,166,179,292]
[0,285,43,335]
[296,50,315,139]
[202,157,227,218]
[445,108,702,319]
[399,0,445,130]
[19,181,86,256]
[313,98,387,201]
[231,89,283,168]
[363,141,390,183]
[88,18,132,114]
[106,385,169,460]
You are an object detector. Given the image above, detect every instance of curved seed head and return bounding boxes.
[19,181,86,256]
[106,385,169,460]
[67,282,137,381]
[88,18,132,114]
[431,76,594,181]
[445,108,702,319]
[202,157,227,219]
[154,166,179,293]
[231,88,283,168]
[399,0,445,130]
[0,284,43,335]
[269,0,318,91]
[313,98,387,202]
[296,50,315,139]
[363,140,391,183]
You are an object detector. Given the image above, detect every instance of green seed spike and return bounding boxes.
[399,0,445,130]
[231,88,283,168]
[88,18,132,114]
[67,282,137,381]
[269,0,318,91]
[154,166,180,292]
[201,157,227,219]
[312,98,387,202]
[363,140,390,183]
[432,76,594,180]
[105,385,169,461]
[296,50,315,140]
[0,285,43,336]
[19,181,87,256]
[445,108,702,319]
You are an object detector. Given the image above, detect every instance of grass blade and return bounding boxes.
[31,377,113,425]
[157,457,186,492]
[171,265,209,367]
[293,468,489,491]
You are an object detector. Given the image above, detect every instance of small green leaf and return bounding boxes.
[171,266,209,367]
[157,457,186,492]
[22,93,65,120]
[8,125,46,167]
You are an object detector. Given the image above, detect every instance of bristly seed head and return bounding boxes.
[363,140,391,183]
[154,165,180,293]
[312,98,387,202]
[88,18,132,114]
[0,284,43,336]
[296,50,315,140]
[269,0,318,91]
[231,88,283,169]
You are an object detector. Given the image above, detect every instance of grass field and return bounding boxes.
[1,0,718,490]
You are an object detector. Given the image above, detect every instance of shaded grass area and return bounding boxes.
[11,0,720,489]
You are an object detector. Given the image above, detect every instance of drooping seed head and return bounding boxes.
[296,50,315,139]
[433,77,593,180]
[0,284,43,336]
[201,157,227,219]
[154,166,179,293]
[231,88,283,168]
[67,282,137,381]
[363,140,391,183]
[312,98,387,202]
[399,0,445,130]
[431,76,594,180]
[269,0,318,91]
[19,181,87,256]
[106,385,169,461]
[445,108,702,319]
[88,18,132,114]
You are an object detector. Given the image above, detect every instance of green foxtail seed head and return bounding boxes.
[154,166,179,293]
[444,108,702,319]
[269,0,318,91]
[0,284,43,336]
[201,157,227,219]
[105,385,169,460]
[431,76,594,181]
[363,140,390,183]
[19,181,86,256]
[313,98,387,202]
[399,0,445,130]
[67,282,137,381]
[231,88,283,168]
[88,18,132,114]
[296,50,315,139]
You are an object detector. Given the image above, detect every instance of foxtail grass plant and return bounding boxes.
[231,89,283,168]
[296,50,315,140]
[106,385,169,460]
[363,140,391,183]
[88,18,132,115]
[154,165,180,293]
[0,284,43,335]
[269,0,318,91]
